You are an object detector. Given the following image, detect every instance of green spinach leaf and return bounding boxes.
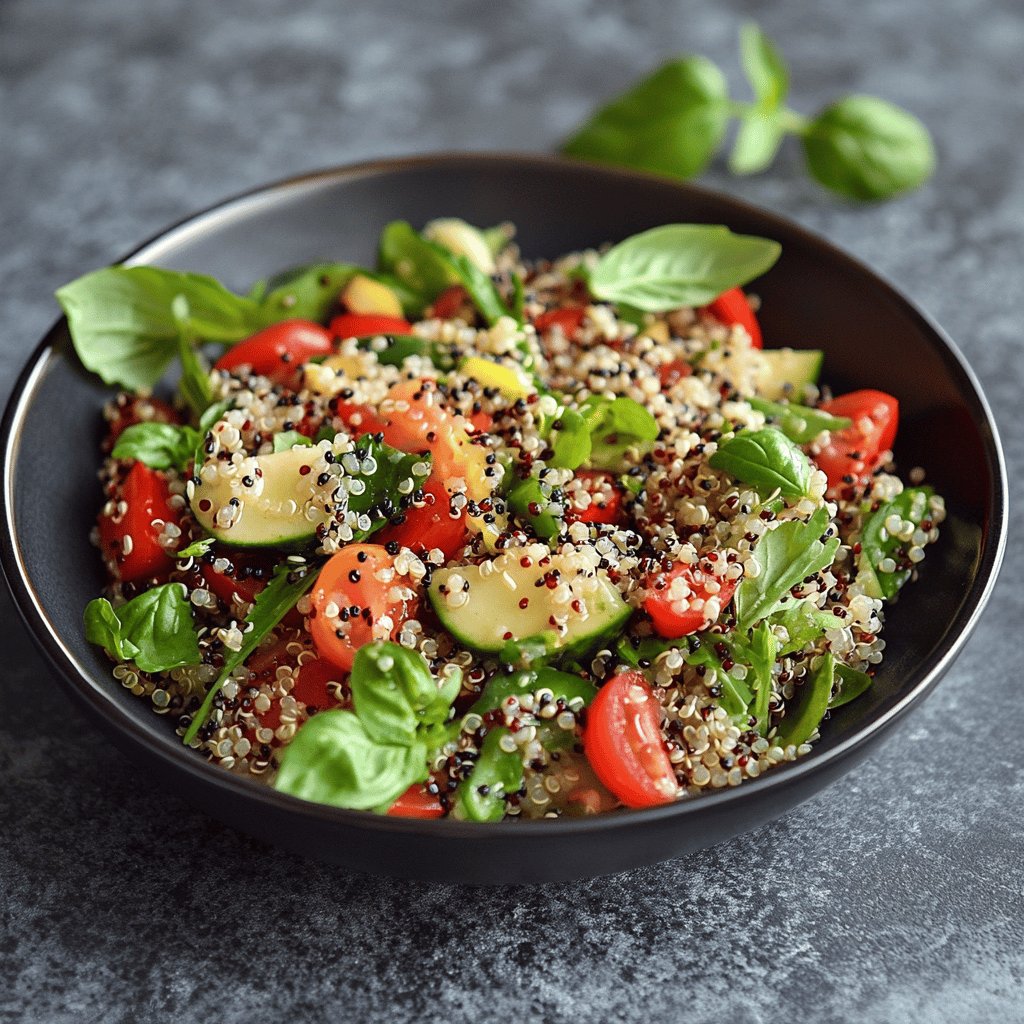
[857,486,933,598]
[830,663,873,709]
[777,653,834,747]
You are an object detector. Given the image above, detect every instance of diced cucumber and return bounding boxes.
[191,445,322,548]
[756,349,823,400]
[428,545,631,654]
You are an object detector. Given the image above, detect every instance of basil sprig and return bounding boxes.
[548,395,660,470]
[112,422,201,473]
[183,561,320,744]
[562,22,934,202]
[275,643,461,811]
[734,507,839,631]
[85,582,201,674]
[709,426,812,498]
[588,224,781,313]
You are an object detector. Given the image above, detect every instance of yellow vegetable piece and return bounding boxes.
[458,355,533,401]
[340,274,403,317]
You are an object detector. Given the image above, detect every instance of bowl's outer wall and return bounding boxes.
[3,159,1003,882]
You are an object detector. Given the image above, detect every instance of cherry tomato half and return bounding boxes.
[214,320,333,384]
[377,478,468,560]
[643,562,737,638]
[386,783,445,819]
[568,470,623,525]
[533,307,587,340]
[701,288,762,348]
[329,313,412,339]
[657,359,693,390]
[584,672,677,809]
[97,462,180,583]
[201,551,273,609]
[291,657,345,710]
[309,544,417,673]
[815,389,899,490]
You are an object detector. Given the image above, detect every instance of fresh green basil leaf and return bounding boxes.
[730,24,790,176]
[777,652,834,747]
[747,620,778,735]
[171,294,214,415]
[830,663,873,709]
[747,396,852,444]
[275,709,428,811]
[355,333,455,371]
[561,56,730,180]
[730,110,788,176]
[351,643,455,746]
[802,95,935,201]
[579,395,659,470]
[548,408,592,470]
[435,246,512,326]
[183,561,319,744]
[857,486,933,599]
[735,507,840,631]
[56,266,263,391]
[739,22,789,111]
[176,537,215,560]
[111,422,200,473]
[85,583,200,674]
[452,727,524,822]
[615,635,681,668]
[84,598,141,662]
[348,437,432,542]
[589,224,781,313]
[709,427,812,498]
[258,262,361,322]
[272,430,313,453]
[378,221,458,304]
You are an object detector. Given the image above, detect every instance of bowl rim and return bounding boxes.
[0,151,1009,839]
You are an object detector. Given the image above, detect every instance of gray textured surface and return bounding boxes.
[1,1,1022,1021]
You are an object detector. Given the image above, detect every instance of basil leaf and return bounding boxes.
[351,643,455,746]
[857,486,933,599]
[730,24,789,175]
[112,422,200,473]
[561,56,730,180]
[727,620,779,736]
[274,710,428,811]
[272,430,313,453]
[731,111,788,177]
[171,294,214,415]
[441,248,513,326]
[452,727,524,822]
[580,395,659,470]
[589,224,781,313]
[56,266,264,391]
[84,598,140,662]
[548,408,592,470]
[183,561,319,744]
[709,427,812,498]
[615,635,681,668]
[739,22,789,111]
[257,262,361,322]
[802,95,935,201]
[735,507,840,631]
[747,396,851,444]
[348,437,432,542]
[830,664,873,709]
[85,583,200,674]
[378,220,458,304]
[777,652,834,747]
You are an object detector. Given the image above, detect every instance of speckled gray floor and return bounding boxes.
[2,1,1022,1021]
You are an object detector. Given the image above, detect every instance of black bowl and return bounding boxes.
[1,155,1007,883]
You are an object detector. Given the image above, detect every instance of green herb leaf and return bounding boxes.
[562,56,730,180]
[777,652,834,747]
[730,111,788,176]
[730,24,790,175]
[578,395,659,470]
[176,537,215,560]
[768,600,838,656]
[378,221,458,305]
[709,427,812,498]
[747,621,778,735]
[171,294,214,415]
[548,408,592,470]
[830,664,873,709]
[452,727,525,822]
[615,635,681,668]
[272,430,314,453]
[274,710,428,811]
[350,643,455,747]
[183,561,319,744]
[686,639,753,719]
[355,333,455,371]
[589,224,781,313]
[85,583,201,674]
[857,486,933,599]
[111,422,200,473]
[734,507,840,631]
[56,266,264,391]
[257,262,361,322]
[802,95,936,201]
[747,396,852,444]
[739,22,789,111]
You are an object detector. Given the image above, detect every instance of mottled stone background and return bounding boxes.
[2,1,1022,1021]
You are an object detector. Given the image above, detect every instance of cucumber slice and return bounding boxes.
[429,544,631,654]
[756,349,823,400]
[191,445,323,548]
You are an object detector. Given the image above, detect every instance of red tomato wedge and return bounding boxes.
[291,657,345,709]
[644,562,737,638]
[533,306,587,339]
[331,400,388,438]
[430,285,469,320]
[377,478,468,560]
[214,320,333,384]
[309,544,417,673]
[584,672,677,808]
[97,462,180,583]
[568,470,623,525]
[657,359,693,389]
[815,389,899,490]
[201,552,271,609]
[701,288,762,348]
[387,783,445,819]
[329,313,412,339]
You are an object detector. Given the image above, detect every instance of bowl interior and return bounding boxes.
[4,156,1003,812]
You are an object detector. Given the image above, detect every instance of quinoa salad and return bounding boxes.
[59,217,945,820]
